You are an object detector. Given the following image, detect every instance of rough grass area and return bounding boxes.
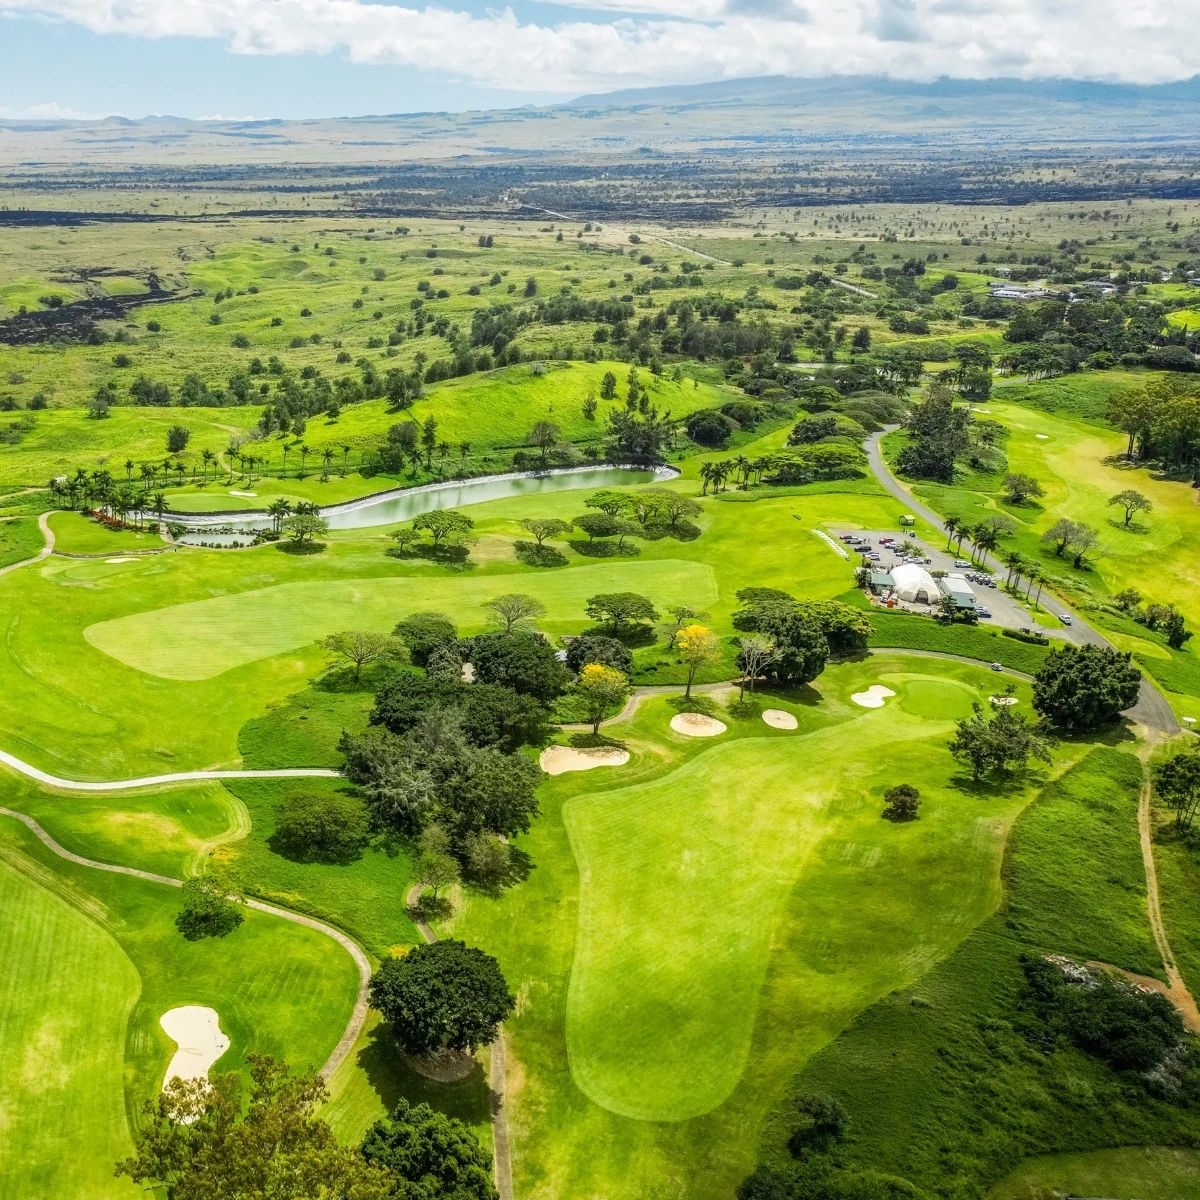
[988,1146,1200,1199]
[0,515,44,568]
[867,609,1050,674]
[766,747,1185,1199]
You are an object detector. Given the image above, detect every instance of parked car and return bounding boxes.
[977,607,992,618]
[990,662,1003,671]
[954,559,971,568]
[1060,613,1073,625]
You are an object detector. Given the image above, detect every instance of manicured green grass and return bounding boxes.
[0,855,139,1200]
[47,511,164,555]
[443,656,1089,1199]
[988,1146,1200,1199]
[770,747,1183,1198]
[85,559,719,680]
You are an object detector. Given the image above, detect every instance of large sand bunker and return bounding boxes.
[762,709,798,730]
[540,745,631,775]
[105,557,137,564]
[670,712,727,737]
[851,684,896,709]
[990,695,1019,706]
[160,1006,230,1090]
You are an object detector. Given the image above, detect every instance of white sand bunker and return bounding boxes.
[160,1006,230,1090]
[762,709,798,730]
[229,489,258,497]
[1035,434,1050,440]
[105,557,137,564]
[851,685,896,709]
[990,695,1019,706]
[670,712,727,737]
[539,745,631,775]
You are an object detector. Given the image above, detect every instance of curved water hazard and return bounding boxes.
[173,464,677,539]
[160,1005,230,1089]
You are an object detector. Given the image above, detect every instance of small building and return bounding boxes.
[899,514,915,527]
[939,573,976,610]
[868,570,894,595]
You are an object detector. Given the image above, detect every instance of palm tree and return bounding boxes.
[699,462,716,495]
[321,447,335,481]
[200,448,216,483]
[299,445,311,476]
[734,454,749,487]
[458,442,471,472]
[1003,551,1024,590]
[266,498,292,532]
[281,443,291,477]
[972,523,999,567]
[124,458,134,482]
[943,516,961,551]
[341,444,352,476]
[152,492,167,525]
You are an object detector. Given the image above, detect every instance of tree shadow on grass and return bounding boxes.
[568,539,641,559]
[275,541,328,556]
[462,846,535,898]
[355,1021,492,1128]
[513,540,568,568]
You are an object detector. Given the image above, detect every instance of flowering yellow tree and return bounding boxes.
[576,663,629,734]
[676,624,720,698]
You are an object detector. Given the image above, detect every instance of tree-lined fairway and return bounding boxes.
[0,477,904,777]
[85,560,718,680]
[445,658,1088,1197]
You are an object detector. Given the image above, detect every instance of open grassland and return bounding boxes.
[443,657,1093,1199]
[774,746,1194,1198]
[47,511,164,555]
[988,1147,1200,1200]
[0,795,361,1200]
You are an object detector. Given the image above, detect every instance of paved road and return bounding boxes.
[0,806,371,1080]
[829,277,878,298]
[864,429,1179,735]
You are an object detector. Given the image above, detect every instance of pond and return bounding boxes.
[171,464,677,541]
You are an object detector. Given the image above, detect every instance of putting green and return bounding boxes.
[893,674,980,720]
[85,560,717,680]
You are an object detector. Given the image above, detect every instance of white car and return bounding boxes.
[954,559,970,568]
[1060,614,1073,625]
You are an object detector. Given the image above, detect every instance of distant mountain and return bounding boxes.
[1,73,1198,169]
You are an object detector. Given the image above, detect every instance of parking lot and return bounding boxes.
[836,527,1064,637]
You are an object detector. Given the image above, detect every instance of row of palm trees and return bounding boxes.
[48,469,169,528]
[263,498,321,532]
[698,455,773,494]
[942,515,1045,605]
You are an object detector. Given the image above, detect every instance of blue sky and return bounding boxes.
[0,1,1195,121]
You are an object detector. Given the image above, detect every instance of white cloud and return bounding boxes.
[0,100,100,119]
[0,0,1195,93]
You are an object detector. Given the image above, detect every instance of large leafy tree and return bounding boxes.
[565,633,633,675]
[412,508,475,548]
[576,663,630,734]
[394,611,458,667]
[1154,749,1200,832]
[585,591,658,635]
[369,940,515,1057]
[949,701,1053,783]
[894,383,972,482]
[321,629,404,683]
[468,630,570,702]
[360,1100,497,1200]
[117,1057,393,1200]
[1032,644,1142,732]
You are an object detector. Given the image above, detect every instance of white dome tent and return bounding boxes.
[889,562,940,605]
